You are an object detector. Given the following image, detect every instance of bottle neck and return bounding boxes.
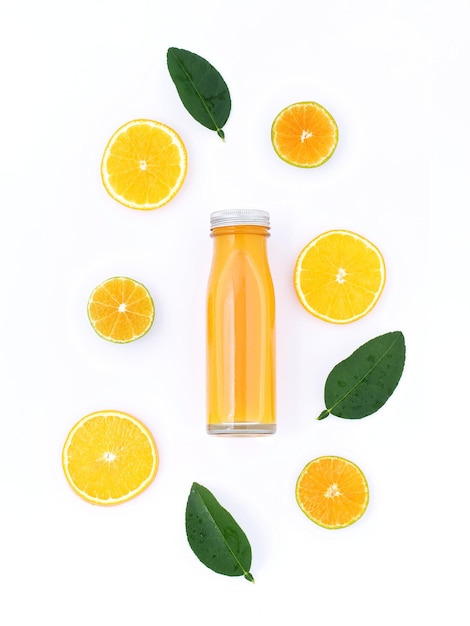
[210,225,270,238]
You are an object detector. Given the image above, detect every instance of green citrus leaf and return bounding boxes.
[317,331,406,420]
[185,482,254,582]
[167,47,231,140]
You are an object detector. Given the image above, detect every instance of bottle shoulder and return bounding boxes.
[208,248,274,293]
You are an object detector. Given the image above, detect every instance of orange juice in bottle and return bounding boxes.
[206,209,276,435]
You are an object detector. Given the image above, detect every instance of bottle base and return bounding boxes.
[207,423,276,436]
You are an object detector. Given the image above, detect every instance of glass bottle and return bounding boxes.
[206,209,276,435]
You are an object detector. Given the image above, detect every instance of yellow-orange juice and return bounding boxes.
[206,210,276,435]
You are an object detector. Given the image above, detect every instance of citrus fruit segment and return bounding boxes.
[62,410,159,506]
[87,276,155,343]
[271,101,338,167]
[296,456,369,529]
[101,119,188,210]
[294,229,386,324]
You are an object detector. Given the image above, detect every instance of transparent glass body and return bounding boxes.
[206,223,276,435]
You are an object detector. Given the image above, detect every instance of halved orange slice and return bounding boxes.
[101,119,188,210]
[271,101,338,167]
[87,276,155,343]
[296,456,369,529]
[62,410,159,506]
[294,229,386,323]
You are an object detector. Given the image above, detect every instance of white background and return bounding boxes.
[1,1,468,624]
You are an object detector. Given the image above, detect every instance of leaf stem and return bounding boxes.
[317,409,330,420]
